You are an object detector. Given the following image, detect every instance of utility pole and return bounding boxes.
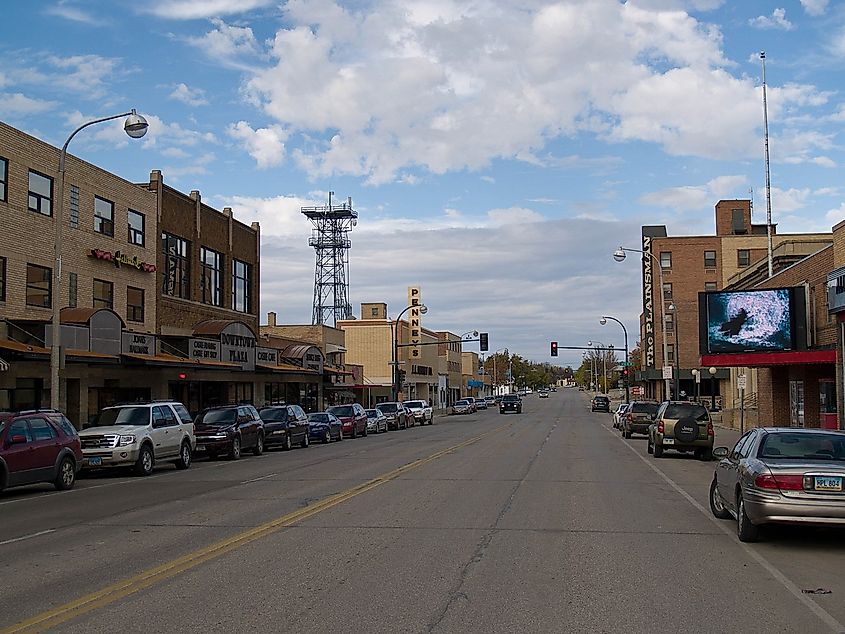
[761,51,773,279]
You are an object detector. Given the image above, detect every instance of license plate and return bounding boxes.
[815,476,843,492]
[663,438,675,445]
[88,457,103,466]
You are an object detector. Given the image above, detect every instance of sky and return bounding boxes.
[2,0,844,368]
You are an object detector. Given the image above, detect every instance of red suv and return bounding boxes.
[327,403,368,438]
[1,410,83,493]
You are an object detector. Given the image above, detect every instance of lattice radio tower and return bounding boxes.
[302,191,358,326]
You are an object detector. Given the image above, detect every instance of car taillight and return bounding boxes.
[754,474,804,491]
[657,421,664,434]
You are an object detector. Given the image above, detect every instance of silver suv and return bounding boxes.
[80,401,196,476]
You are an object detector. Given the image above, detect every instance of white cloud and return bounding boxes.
[749,8,794,31]
[0,93,57,117]
[44,1,106,25]
[227,121,288,168]
[639,175,748,210]
[800,0,829,16]
[186,18,262,70]
[169,83,208,106]
[826,203,845,226]
[146,0,275,20]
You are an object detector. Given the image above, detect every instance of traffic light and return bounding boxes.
[480,332,489,351]
[622,368,629,385]
[550,341,558,357]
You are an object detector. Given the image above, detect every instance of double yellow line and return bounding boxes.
[3,423,509,633]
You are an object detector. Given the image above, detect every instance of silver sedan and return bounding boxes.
[710,427,845,542]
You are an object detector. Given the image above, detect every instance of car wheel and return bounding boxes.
[351,426,357,439]
[229,436,242,460]
[134,444,155,476]
[323,431,331,444]
[175,441,192,469]
[362,425,368,437]
[54,456,76,490]
[253,433,265,456]
[653,442,664,458]
[624,429,632,439]
[301,432,310,448]
[699,447,713,461]
[647,437,654,454]
[283,433,292,451]
[737,491,760,542]
[709,477,731,520]
[338,428,344,441]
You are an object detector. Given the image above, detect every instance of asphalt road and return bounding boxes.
[2,390,845,633]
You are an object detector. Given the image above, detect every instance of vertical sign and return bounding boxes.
[408,286,422,359]
[642,234,655,368]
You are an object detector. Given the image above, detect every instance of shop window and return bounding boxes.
[127,286,144,322]
[667,344,675,362]
[128,209,145,246]
[660,251,672,269]
[28,170,53,216]
[232,259,251,313]
[0,256,5,302]
[26,263,51,307]
[0,156,7,202]
[162,232,190,299]
[93,278,113,309]
[737,249,750,267]
[94,196,114,236]
[704,250,716,268]
[664,313,674,333]
[200,247,223,306]
[68,272,77,308]
[704,282,717,291]
[662,283,672,301]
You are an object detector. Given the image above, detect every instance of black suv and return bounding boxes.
[591,395,610,412]
[499,394,522,414]
[194,405,264,459]
[258,404,310,450]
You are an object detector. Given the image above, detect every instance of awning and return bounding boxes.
[256,362,319,374]
[122,353,241,369]
[700,349,836,368]
[323,365,353,376]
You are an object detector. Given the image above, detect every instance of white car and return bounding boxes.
[403,400,433,425]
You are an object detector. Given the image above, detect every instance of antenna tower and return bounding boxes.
[302,191,358,326]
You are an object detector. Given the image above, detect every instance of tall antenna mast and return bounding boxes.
[761,51,773,278]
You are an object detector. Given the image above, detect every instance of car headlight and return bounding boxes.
[118,435,136,446]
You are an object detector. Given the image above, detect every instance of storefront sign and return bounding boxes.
[257,347,278,365]
[408,286,422,359]
[304,350,323,373]
[122,332,156,356]
[642,235,655,368]
[220,322,256,371]
[191,338,220,361]
[89,248,156,273]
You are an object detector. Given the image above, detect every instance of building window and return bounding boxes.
[705,282,717,292]
[737,249,750,267]
[200,247,223,306]
[704,250,717,268]
[93,279,113,309]
[664,313,674,333]
[68,272,77,308]
[28,170,53,216]
[0,156,7,202]
[0,256,6,302]
[660,251,672,269]
[128,210,145,246]
[371,307,379,317]
[69,185,80,228]
[162,232,190,299]
[667,344,675,363]
[232,259,251,313]
[663,283,672,301]
[94,196,115,236]
[26,264,51,307]
[127,286,144,322]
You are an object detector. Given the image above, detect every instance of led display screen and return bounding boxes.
[704,289,794,353]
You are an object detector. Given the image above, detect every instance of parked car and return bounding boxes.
[647,401,713,460]
[195,404,265,459]
[259,404,310,450]
[1,409,83,493]
[327,403,368,438]
[474,398,488,410]
[612,403,629,429]
[375,402,408,430]
[452,399,473,415]
[591,395,610,412]
[307,412,344,443]
[484,396,497,407]
[365,409,389,434]
[621,401,660,438]
[538,390,549,399]
[81,401,195,475]
[499,394,522,414]
[710,428,845,542]
[403,400,433,426]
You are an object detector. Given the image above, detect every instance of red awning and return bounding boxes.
[700,349,836,368]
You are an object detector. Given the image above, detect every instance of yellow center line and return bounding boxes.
[2,422,511,634]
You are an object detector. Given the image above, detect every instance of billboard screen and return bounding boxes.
[701,288,804,354]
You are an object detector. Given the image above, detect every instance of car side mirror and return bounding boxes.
[9,434,28,445]
[712,447,729,459]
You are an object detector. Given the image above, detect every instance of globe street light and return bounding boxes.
[601,315,629,403]
[613,245,670,400]
[709,366,718,411]
[392,303,428,401]
[667,302,680,399]
[50,109,149,410]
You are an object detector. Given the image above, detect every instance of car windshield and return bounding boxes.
[405,401,424,408]
[199,409,237,425]
[93,407,149,426]
[328,405,353,417]
[594,397,608,403]
[365,410,379,418]
[759,432,845,461]
[377,403,398,413]
[663,404,708,421]
[631,403,659,415]
[502,396,519,402]
[456,400,469,405]
[259,408,287,422]
[308,413,330,423]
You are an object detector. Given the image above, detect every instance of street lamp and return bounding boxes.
[613,245,670,400]
[601,315,629,403]
[667,302,680,399]
[50,109,149,410]
[691,369,700,402]
[392,303,428,401]
[708,366,718,411]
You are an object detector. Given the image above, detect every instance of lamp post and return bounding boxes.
[691,369,700,402]
[588,340,608,394]
[50,110,149,410]
[392,303,428,402]
[600,315,629,403]
[667,302,680,399]
[614,246,670,401]
[709,366,718,411]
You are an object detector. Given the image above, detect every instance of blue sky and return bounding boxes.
[2,0,844,367]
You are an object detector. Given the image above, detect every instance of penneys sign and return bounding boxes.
[408,286,423,359]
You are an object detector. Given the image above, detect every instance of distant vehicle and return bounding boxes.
[307,412,344,443]
[621,401,660,438]
[710,428,845,542]
[452,399,473,415]
[404,400,433,425]
[648,401,713,460]
[474,398,488,410]
[259,404,310,450]
[365,409,389,434]
[538,390,549,399]
[375,402,408,430]
[590,395,610,412]
[196,404,265,459]
[484,396,497,407]
[0,410,83,493]
[500,394,522,414]
[327,403,369,438]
